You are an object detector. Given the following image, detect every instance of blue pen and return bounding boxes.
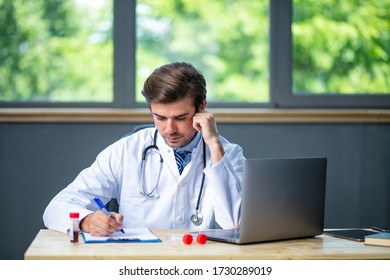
[93,197,125,234]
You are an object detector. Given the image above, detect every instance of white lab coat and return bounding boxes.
[43,128,245,233]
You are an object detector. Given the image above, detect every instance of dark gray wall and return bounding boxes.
[1,122,389,259]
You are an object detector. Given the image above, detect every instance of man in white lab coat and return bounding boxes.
[43,62,245,236]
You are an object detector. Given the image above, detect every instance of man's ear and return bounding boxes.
[201,100,207,109]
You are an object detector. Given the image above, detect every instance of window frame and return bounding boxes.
[1,0,389,109]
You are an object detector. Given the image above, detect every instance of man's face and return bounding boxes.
[150,96,198,148]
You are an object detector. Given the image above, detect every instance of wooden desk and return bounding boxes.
[24,229,390,260]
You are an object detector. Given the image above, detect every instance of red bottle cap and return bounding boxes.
[196,234,207,244]
[182,234,193,245]
[70,212,79,218]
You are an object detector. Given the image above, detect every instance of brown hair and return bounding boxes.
[142,62,207,111]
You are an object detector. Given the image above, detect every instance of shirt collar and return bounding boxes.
[174,132,201,152]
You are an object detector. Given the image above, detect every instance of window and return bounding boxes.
[272,0,390,108]
[1,0,389,108]
[0,0,113,105]
[293,0,390,95]
[136,0,269,104]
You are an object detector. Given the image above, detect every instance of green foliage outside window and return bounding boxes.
[0,0,389,104]
[136,0,269,103]
[293,0,390,94]
[0,0,112,102]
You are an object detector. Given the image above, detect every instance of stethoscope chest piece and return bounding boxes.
[191,210,203,226]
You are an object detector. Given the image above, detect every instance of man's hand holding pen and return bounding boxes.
[79,210,124,236]
[79,197,125,236]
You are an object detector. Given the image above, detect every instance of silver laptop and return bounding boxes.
[201,157,327,244]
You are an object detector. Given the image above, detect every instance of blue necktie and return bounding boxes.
[174,150,192,174]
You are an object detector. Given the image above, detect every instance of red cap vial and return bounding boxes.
[182,234,193,245]
[196,234,207,244]
[70,212,79,218]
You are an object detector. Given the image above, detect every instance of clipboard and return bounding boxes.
[81,228,161,243]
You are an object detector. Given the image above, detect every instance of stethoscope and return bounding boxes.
[139,130,206,226]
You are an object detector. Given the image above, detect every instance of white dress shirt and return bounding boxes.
[43,128,245,233]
